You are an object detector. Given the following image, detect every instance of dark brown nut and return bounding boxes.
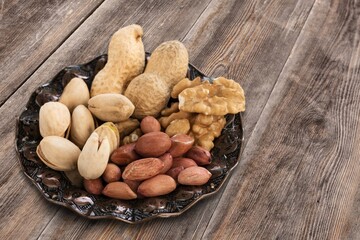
[159,153,173,174]
[110,143,140,165]
[172,157,197,169]
[168,134,194,157]
[140,116,161,133]
[186,146,211,165]
[177,166,212,185]
[166,166,184,180]
[135,132,171,157]
[123,179,141,193]
[138,174,177,197]
[102,163,121,183]
[102,182,137,200]
[83,178,103,195]
[122,158,164,181]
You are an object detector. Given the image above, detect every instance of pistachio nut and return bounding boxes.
[36,136,81,171]
[94,122,120,154]
[78,132,110,180]
[59,77,90,112]
[39,102,71,138]
[88,93,135,122]
[70,105,95,148]
[64,168,83,187]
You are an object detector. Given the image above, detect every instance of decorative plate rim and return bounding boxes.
[15,54,244,224]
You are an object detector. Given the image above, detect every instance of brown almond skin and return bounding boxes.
[135,132,171,157]
[102,182,137,200]
[123,179,141,193]
[102,163,121,183]
[178,166,212,185]
[140,116,161,133]
[138,174,177,197]
[159,153,173,174]
[166,166,184,180]
[122,158,164,181]
[172,157,197,169]
[83,178,104,195]
[186,146,211,165]
[110,143,140,165]
[168,134,194,157]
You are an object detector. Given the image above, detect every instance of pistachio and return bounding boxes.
[36,136,81,171]
[88,93,135,122]
[94,122,120,154]
[78,132,110,180]
[39,102,71,138]
[59,77,90,112]
[70,105,95,148]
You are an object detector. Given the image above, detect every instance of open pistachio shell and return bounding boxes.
[78,132,110,180]
[36,136,81,171]
[70,105,95,148]
[39,102,71,138]
[94,122,120,154]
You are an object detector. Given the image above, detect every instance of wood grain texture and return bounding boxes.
[0,0,105,106]
[1,0,360,239]
[0,0,213,239]
[200,0,360,239]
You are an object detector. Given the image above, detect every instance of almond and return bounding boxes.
[138,174,176,197]
[110,143,140,165]
[172,157,197,169]
[135,132,171,157]
[159,153,173,174]
[166,166,184,180]
[178,166,212,185]
[140,116,161,133]
[102,163,121,183]
[168,134,194,157]
[102,182,137,200]
[186,146,211,165]
[122,158,164,181]
[123,179,141,193]
[83,178,103,195]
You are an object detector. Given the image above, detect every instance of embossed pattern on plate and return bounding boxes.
[15,54,243,223]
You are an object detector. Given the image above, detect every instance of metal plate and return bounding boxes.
[15,54,243,223]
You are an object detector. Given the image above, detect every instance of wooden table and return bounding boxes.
[1,0,360,239]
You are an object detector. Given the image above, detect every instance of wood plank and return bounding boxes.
[0,0,213,238]
[0,0,146,238]
[0,0,105,106]
[11,0,315,238]
[135,0,316,239]
[200,0,360,239]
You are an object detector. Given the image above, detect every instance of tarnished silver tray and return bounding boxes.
[15,53,243,223]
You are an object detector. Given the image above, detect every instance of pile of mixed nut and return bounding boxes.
[36,24,246,200]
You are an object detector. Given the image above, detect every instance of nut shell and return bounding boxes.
[124,73,170,119]
[90,24,145,96]
[36,136,81,171]
[88,93,135,122]
[78,132,110,180]
[145,40,188,87]
[94,122,120,154]
[70,105,95,148]
[59,77,90,112]
[39,102,71,138]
